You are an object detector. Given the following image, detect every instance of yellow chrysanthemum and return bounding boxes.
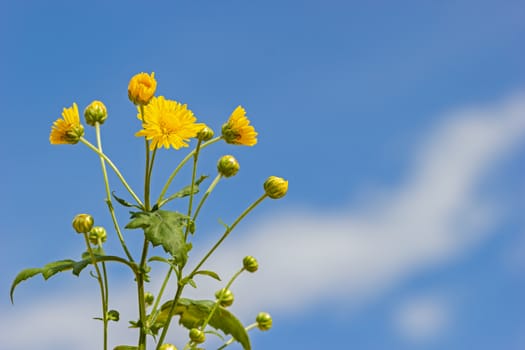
[49,103,85,145]
[221,105,257,146]
[136,96,204,150]
[128,72,157,105]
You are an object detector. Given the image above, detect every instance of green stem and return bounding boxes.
[216,323,257,350]
[148,266,173,324]
[191,174,222,225]
[94,123,134,262]
[189,194,268,278]
[156,137,221,205]
[80,137,144,208]
[142,105,153,211]
[183,140,202,240]
[137,239,150,350]
[201,267,245,330]
[82,233,108,350]
[155,274,185,349]
[86,255,140,275]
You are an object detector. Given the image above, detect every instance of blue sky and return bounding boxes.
[1,1,525,349]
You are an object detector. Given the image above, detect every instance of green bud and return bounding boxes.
[215,288,234,307]
[107,309,120,321]
[243,256,259,273]
[256,312,272,331]
[145,292,154,306]
[64,123,85,144]
[263,176,288,199]
[72,213,94,234]
[217,155,240,178]
[189,328,206,344]
[84,100,108,126]
[159,344,178,350]
[88,226,107,245]
[197,125,214,141]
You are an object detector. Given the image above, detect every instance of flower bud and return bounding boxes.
[84,100,108,126]
[144,292,155,306]
[159,344,178,350]
[243,256,258,273]
[189,328,206,344]
[128,72,157,105]
[256,312,272,331]
[64,124,85,144]
[197,125,214,142]
[88,226,107,245]
[217,155,240,178]
[215,288,234,307]
[107,309,120,321]
[72,214,94,234]
[263,176,288,199]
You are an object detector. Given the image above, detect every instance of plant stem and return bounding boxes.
[216,323,257,350]
[80,137,144,208]
[95,123,134,262]
[148,265,173,324]
[138,104,154,349]
[83,233,108,350]
[156,137,221,205]
[137,237,150,349]
[155,274,185,349]
[184,140,202,240]
[201,267,245,330]
[191,174,222,226]
[189,194,268,278]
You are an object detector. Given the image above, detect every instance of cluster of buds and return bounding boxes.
[72,214,107,246]
[144,292,155,307]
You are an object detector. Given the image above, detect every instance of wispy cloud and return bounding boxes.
[2,92,525,349]
[391,294,451,343]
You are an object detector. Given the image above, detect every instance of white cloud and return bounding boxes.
[2,92,525,349]
[392,295,450,343]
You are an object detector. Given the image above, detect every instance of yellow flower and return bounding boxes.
[128,72,157,105]
[49,103,85,144]
[221,105,257,146]
[136,96,204,150]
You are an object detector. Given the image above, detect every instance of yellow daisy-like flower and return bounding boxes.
[136,96,204,150]
[221,105,257,146]
[128,72,157,105]
[49,103,85,145]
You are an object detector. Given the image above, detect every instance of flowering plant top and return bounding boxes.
[12,72,288,350]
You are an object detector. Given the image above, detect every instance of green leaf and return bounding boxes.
[10,267,43,303]
[194,270,221,281]
[126,210,190,265]
[188,279,197,288]
[113,346,138,350]
[41,259,76,279]
[72,258,92,276]
[157,175,209,209]
[208,303,251,350]
[112,191,138,208]
[148,256,172,264]
[155,298,251,350]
